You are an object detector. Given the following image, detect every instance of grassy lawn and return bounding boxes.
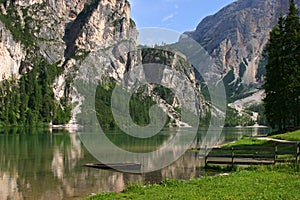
[222,137,274,148]
[88,165,300,200]
[271,130,300,141]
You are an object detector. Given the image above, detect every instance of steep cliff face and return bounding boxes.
[0,21,25,80]
[184,0,300,100]
[140,48,206,126]
[0,0,136,70]
[0,0,139,126]
[0,0,204,127]
[14,0,87,18]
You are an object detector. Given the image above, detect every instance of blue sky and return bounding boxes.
[129,0,236,33]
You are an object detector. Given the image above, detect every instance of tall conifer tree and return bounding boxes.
[264,0,300,130]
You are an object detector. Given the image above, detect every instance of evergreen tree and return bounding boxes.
[19,76,29,124]
[264,15,285,129]
[284,0,300,127]
[264,0,300,130]
[0,56,72,127]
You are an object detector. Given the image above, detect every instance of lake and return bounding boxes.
[0,127,270,199]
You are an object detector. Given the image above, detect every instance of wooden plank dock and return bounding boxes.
[85,163,142,171]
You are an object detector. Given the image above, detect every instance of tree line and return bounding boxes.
[0,57,71,127]
[264,0,300,130]
[95,81,170,130]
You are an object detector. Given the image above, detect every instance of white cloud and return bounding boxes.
[162,14,175,22]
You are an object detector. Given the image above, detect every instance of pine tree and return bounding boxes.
[284,0,300,127]
[264,0,300,130]
[264,15,285,129]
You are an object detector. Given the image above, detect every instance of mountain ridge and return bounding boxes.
[184,0,299,91]
[180,0,300,125]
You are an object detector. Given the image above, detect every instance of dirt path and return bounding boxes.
[256,137,297,143]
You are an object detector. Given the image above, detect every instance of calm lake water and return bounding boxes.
[0,127,270,199]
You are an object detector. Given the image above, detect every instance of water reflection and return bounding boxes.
[51,133,83,180]
[0,171,23,200]
[0,129,92,199]
[0,127,270,199]
[78,127,200,173]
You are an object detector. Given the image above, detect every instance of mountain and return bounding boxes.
[0,0,136,78]
[0,0,205,127]
[0,0,138,126]
[183,0,300,102]
[1,0,297,127]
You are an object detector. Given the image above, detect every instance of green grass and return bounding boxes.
[209,137,276,156]
[212,136,298,160]
[271,130,300,141]
[223,137,272,148]
[88,165,300,200]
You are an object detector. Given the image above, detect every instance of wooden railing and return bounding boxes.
[195,142,300,167]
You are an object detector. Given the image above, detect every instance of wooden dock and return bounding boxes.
[85,163,142,171]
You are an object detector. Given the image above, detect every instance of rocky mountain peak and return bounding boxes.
[0,0,136,80]
[184,0,300,90]
[178,0,300,124]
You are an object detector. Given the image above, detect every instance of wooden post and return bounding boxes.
[231,147,234,166]
[274,142,278,164]
[204,145,207,168]
[296,142,299,165]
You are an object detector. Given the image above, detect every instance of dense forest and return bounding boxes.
[0,1,72,127]
[264,0,300,130]
[0,57,71,127]
[95,81,171,130]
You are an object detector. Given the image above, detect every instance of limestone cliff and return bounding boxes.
[0,0,139,126]
[0,0,204,127]
[0,20,25,80]
[184,0,300,101]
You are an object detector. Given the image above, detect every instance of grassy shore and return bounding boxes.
[219,129,300,149]
[87,130,300,200]
[271,129,300,141]
[88,165,300,200]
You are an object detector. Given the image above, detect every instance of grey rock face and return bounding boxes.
[0,21,26,80]
[184,0,299,87]
[0,0,205,126]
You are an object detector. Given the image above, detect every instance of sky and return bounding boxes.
[129,0,236,33]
